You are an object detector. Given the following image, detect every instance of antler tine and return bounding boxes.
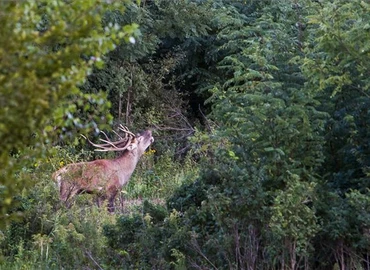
[88,130,123,149]
[80,134,114,150]
[90,131,114,147]
[85,137,121,150]
[112,129,123,140]
[81,125,135,152]
[98,138,121,148]
[92,139,132,152]
[118,124,136,138]
[100,130,111,142]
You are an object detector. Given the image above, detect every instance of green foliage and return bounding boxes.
[300,1,370,267]
[80,0,216,158]
[104,202,166,268]
[0,147,194,269]
[1,0,370,269]
[269,177,319,263]
[102,200,211,270]
[154,0,211,40]
[127,150,198,199]
[303,0,370,96]
[0,161,115,269]
[0,0,137,224]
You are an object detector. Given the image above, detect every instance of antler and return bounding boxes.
[81,125,136,152]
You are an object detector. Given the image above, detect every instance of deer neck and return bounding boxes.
[114,151,140,174]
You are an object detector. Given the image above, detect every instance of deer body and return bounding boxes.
[53,128,154,211]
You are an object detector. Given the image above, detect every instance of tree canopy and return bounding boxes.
[0,0,137,223]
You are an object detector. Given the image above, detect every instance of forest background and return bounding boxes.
[1,0,370,269]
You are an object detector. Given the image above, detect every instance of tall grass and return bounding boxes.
[0,147,198,269]
[126,150,199,200]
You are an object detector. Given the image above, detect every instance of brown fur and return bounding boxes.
[53,130,154,211]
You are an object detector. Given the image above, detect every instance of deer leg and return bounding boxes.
[60,181,79,208]
[107,189,118,213]
[95,194,106,208]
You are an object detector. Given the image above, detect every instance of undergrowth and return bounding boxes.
[0,147,198,269]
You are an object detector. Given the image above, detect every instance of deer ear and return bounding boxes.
[127,144,137,151]
[127,139,137,151]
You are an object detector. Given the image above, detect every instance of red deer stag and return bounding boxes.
[52,125,154,211]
